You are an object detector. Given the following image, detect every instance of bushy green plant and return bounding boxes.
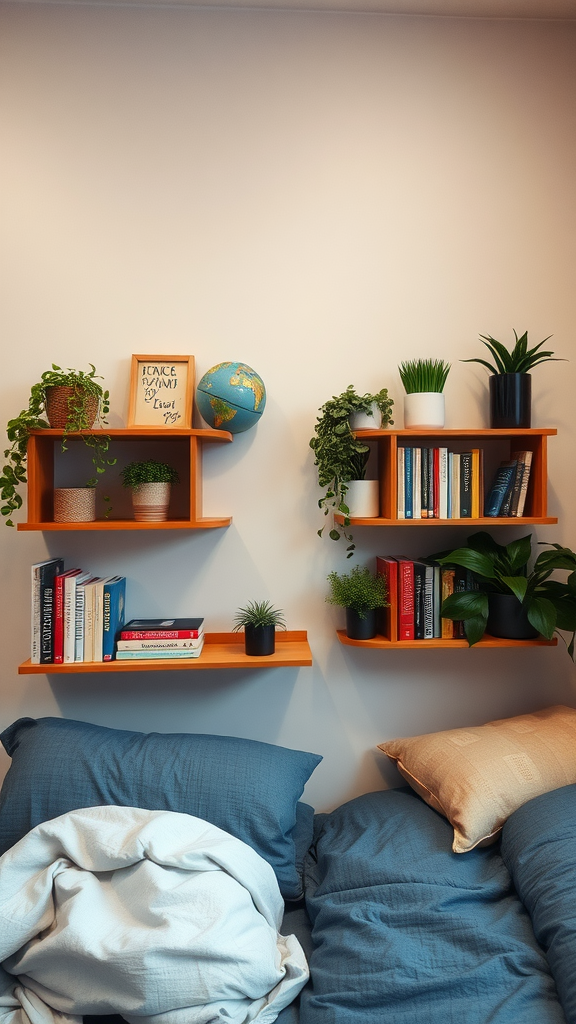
[1,364,113,527]
[326,564,388,618]
[398,359,451,394]
[438,530,576,656]
[120,459,180,487]
[232,600,286,630]
[462,330,563,375]
[310,384,394,556]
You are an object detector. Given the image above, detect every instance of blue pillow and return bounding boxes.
[0,717,321,900]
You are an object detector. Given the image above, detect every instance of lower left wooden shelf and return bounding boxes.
[18,631,312,673]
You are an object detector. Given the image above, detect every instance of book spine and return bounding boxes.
[53,574,67,664]
[485,462,516,517]
[31,566,41,664]
[63,576,77,664]
[397,559,415,641]
[102,578,126,661]
[441,567,455,638]
[115,646,204,659]
[376,556,398,643]
[451,453,461,518]
[397,447,405,519]
[413,563,425,640]
[120,628,203,640]
[404,448,413,519]
[421,448,429,518]
[471,449,480,519]
[75,587,86,661]
[460,452,472,517]
[423,567,434,639]
[432,448,440,518]
[427,448,434,518]
[39,559,64,664]
[514,451,533,517]
[412,448,421,520]
[117,637,203,651]
[439,448,448,520]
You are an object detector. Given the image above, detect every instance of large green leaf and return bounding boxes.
[501,576,528,602]
[437,548,497,579]
[441,590,489,621]
[503,535,532,573]
[463,613,488,647]
[526,596,557,639]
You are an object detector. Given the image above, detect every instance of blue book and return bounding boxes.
[102,576,127,661]
[485,461,516,517]
[404,447,413,519]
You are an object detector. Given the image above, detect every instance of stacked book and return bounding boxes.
[31,559,126,664]
[397,447,483,520]
[484,451,533,518]
[377,555,478,642]
[116,618,205,660]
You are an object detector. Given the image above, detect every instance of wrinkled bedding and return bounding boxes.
[300,786,575,1024]
[0,806,308,1024]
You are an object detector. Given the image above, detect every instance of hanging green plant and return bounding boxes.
[309,385,394,557]
[1,363,115,527]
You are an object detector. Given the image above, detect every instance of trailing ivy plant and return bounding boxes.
[462,330,564,375]
[326,564,388,618]
[1,364,114,526]
[309,385,394,557]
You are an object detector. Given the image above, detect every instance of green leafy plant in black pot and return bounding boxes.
[438,531,576,657]
[232,599,287,656]
[1,363,113,526]
[326,564,388,640]
[309,385,394,556]
[462,330,564,429]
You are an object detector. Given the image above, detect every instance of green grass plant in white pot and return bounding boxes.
[399,359,451,429]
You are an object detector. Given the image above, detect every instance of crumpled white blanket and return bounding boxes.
[0,806,309,1024]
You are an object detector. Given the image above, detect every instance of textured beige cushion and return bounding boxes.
[378,705,576,853]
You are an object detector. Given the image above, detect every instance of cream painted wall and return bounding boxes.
[1,3,575,808]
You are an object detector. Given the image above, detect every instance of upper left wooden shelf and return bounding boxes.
[17,427,233,531]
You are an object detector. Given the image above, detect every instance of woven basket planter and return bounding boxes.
[45,386,99,430]
[53,487,96,523]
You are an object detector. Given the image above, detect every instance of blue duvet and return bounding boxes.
[300,786,573,1024]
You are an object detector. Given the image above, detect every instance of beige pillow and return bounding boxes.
[378,705,576,853]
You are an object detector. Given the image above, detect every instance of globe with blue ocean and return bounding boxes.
[196,362,266,433]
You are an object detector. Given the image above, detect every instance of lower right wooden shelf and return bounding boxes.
[336,630,557,649]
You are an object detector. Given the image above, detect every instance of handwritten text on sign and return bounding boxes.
[135,362,187,426]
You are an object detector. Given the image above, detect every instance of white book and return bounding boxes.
[116,636,205,651]
[93,576,114,662]
[412,447,421,520]
[115,641,204,660]
[451,453,461,519]
[397,447,405,519]
[83,578,103,662]
[75,576,97,661]
[64,571,91,663]
[439,448,448,520]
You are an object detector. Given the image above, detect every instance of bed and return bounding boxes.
[1,711,575,1024]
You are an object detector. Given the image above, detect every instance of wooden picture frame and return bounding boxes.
[128,355,194,429]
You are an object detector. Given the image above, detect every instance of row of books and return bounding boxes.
[31,558,206,663]
[31,558,126,664]
[376,555,478,642]
[397,447,532,519]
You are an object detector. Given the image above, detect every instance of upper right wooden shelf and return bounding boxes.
[335,427,557,527]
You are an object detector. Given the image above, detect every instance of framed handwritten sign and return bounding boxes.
[128,355,194,428]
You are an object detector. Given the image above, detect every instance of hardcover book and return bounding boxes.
[396,558,415,641]
[460,452,473,518]
[121,618,205,640]
[510,450,533,517]
[31,557,64,664]
[485,461,516,517]
[53,569,83,664]
[102,576,127,661]
[115,642,204,660]
[375,556,398,642]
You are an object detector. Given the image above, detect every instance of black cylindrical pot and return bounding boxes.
[489,373,531,429]
[244,623,275,656]
[345,607,377,640]
[487,593,539,640]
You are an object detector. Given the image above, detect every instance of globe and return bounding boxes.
[196,362,267,433]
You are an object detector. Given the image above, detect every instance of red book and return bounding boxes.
[120,617,204,640]
[376,556,398,643]
[53,569,83,663]
[396,558,415,641]
[433,448,440,519]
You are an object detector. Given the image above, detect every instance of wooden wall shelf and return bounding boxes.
[19,631,312,673]
[18,427,233,531]
[337,630,557,650]
[334,426,557,526]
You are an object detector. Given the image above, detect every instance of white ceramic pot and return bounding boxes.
[344,480,379,518]
[131,482,171,522]
[404,392,445,430]
[350,403,382,430]
[53,487,96,523]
